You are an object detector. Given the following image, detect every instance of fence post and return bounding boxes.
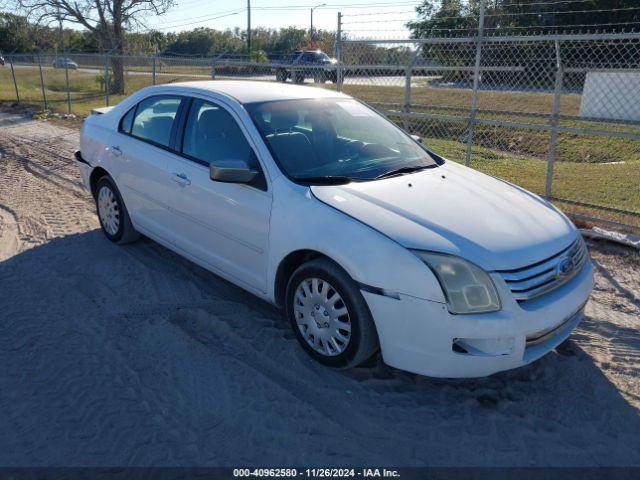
[211,56,216,79]
[9,56,20,103]
[152,55,157,85]
[37,54,48,109]
[336,12,343,92]
[104,54,110,107]
[545,40,564,199]
[64,52,71,114]
[465,0,485,166]
[403,62,412,132]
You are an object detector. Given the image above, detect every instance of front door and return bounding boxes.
[165,98,272,293]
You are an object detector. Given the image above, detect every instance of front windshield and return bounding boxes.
[246,98,438,183]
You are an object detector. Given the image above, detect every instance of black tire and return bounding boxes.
[276,69,287,82]
[285,258,379,368]
[293,71,305,84]
[94,175,139,244]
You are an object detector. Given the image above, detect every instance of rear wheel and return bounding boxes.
[276,69,287,82]
[95,175,139,244]
[285,258,379,368]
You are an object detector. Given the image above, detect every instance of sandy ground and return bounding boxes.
[0,111,639,467]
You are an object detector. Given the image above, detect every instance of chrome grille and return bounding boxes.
[497,238,589,302]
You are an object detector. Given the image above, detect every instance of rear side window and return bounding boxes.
[119,107,135,133]
[130,96,182,147]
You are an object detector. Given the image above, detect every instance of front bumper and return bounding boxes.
[362,259,594,378]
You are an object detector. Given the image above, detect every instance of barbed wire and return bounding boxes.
[500,0,612,8]
[395,22,640,32]
[342,18,418,25]
[342,28,640,40]
[484,21,640,30]
[405,13,479,22]
[341,10,417,18]
[343,24,639,38]
[485,6,640,18]
[342,3,640,37]
[344,28,412,32]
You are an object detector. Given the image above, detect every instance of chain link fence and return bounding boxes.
[0,52,337,112]
[336,31,640,233]
[2,31,639,232]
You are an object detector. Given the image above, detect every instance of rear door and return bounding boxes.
[165,97,272,293]
[111,95,184,239]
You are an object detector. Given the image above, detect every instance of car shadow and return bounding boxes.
[0,231,639,467]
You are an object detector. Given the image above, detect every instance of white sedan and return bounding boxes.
[75,81,594,378]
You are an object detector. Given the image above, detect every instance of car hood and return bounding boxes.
[310,161,576,271]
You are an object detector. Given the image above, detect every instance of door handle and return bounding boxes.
[172,172,191,186]
[110,145,122,156]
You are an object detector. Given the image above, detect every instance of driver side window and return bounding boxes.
[183,100,253,165]
[181,99,266,190]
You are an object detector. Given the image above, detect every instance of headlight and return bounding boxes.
[411,251,501,314]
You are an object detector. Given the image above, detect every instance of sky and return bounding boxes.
[141,0,422,38]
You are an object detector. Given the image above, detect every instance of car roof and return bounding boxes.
[163,80,348,104]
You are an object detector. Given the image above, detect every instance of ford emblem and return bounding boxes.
[557,258,575,277]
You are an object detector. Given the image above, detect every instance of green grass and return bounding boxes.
[1,65,638,229]
[340,84,640,165]
[0,65,208,116]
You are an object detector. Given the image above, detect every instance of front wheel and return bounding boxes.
[95,175,139,244]
[285,258,379,368]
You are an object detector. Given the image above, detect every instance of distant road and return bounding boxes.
[13,64,432,87]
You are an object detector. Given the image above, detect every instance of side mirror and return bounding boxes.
[209,160,258,184]
[410,134,422,143]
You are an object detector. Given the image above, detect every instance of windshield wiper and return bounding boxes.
[374,164,436,180]
[293,175,357,185]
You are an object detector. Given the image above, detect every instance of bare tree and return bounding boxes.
[16,0,174,93]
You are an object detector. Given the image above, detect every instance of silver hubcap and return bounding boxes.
[97,185,120,236]
[293,278,351,357]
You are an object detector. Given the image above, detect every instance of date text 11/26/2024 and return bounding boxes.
[233,468,401,477]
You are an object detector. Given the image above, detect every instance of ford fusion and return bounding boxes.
[75,81,594,378]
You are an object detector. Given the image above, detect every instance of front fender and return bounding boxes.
[267,178,446,304]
